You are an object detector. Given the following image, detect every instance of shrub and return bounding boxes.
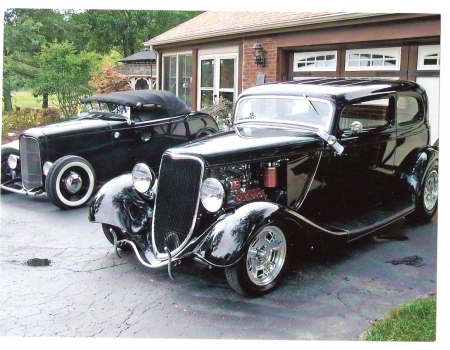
[1,107,61,137]
[200,97,235,128]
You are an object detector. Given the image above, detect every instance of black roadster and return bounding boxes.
[89,79,438,296]
[1,90,218,209]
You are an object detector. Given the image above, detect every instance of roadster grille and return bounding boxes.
[152,154,203,257]
[19,136,43,191]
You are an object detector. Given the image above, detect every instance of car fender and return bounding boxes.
[89,173,153,235]
[396,146,438,203]
[193,201,307,267]
[1,140,19,151]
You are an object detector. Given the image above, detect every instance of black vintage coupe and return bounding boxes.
[89,79,438,296]
[1,90,218,209]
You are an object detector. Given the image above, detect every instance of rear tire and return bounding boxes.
[225,223,292,296]
[407,162,438,223]
[45,155,96,209]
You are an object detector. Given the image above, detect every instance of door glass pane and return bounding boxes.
[219,91,234,103]
[178,55,192,106]
[163,56,177,94]
[219,59,234,89]
[201,59,214,87]
[201,90,214,108]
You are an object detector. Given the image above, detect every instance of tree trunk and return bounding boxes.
[42,93,49,108]
[3,89,13,112]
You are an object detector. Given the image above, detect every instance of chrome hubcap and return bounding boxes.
[246,226,286,286]
[424,170,438,211]
[63,171,83,194]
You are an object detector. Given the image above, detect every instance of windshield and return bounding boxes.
[78,101,128,119]
[235,96,332,129]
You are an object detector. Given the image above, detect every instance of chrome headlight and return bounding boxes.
[200,178,225,213]
[7,154,19,169]
[132,163,155,193]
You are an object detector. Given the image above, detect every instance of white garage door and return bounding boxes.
[416,77,439,146]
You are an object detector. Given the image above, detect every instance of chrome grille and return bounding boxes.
[19,136,43,191]
[152,153,203,258]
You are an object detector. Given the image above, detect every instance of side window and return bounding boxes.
[340,97,392,130]
[397,96,421,124]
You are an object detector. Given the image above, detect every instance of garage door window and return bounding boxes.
[417,45,440,70]
[345,48,401,71]
[293,51,337,72]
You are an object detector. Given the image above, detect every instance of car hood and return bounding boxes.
[166,124,324,166]
[21,118,119,139]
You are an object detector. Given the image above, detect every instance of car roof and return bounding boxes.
[238,78,425,102]
[81,89,191,117]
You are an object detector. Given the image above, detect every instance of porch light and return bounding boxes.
[252,41,265,67]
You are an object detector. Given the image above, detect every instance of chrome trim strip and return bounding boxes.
[285,208,348,236]
[152,152,205,260]
[293,151,322,211]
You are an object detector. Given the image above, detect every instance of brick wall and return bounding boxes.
[243,36,279,90]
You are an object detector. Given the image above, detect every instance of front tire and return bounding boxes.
[45,155,96,209]
[1,147,20,194]
[408,162,438,223]
[225,224,291,297]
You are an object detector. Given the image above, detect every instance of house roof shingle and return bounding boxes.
[144,11,372,46]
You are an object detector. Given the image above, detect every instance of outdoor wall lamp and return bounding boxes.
[252,41,265,67]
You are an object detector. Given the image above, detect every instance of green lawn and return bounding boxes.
[362,294,436,341]
[6,90,58,110]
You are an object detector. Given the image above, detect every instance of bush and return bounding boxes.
[1,107,61,137]
[200,97,235,128]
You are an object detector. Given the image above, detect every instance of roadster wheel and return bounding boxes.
[408,162,438,223]
[102,224,132,251]
[225,224,291,296]
[1,148,20,194]
[45,155,96,209]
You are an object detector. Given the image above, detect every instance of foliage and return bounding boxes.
[78,10,202,57]
[2,107,61,137]
[362,295,436,341]
[2,9,201,111]
[200,97,235,128]
[89,65,131,94]
[33,41,101,117]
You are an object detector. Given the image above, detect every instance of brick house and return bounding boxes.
[144,11,440,144]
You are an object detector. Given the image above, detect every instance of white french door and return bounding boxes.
[198,53,237,108]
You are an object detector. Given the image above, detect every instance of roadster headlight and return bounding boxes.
[132,163,155,193]
[7,154,19,169]
[200,178,225,213]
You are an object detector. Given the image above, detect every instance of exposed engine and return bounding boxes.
[208,161,288,207]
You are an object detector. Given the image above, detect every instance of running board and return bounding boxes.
[318,201,415,242]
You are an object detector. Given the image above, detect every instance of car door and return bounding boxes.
[110,110,186,174]
[319,95,397,219]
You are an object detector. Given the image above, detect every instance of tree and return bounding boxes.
[79,10,202,57]
[33,41,101,117]
[3,9,91,111]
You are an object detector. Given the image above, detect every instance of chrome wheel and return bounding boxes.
[423,169,438,211]
[246,226,287,286]
[225,223,291,296]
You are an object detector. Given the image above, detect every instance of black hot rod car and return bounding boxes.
[1,89,218,209]
[89,78,438,296]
